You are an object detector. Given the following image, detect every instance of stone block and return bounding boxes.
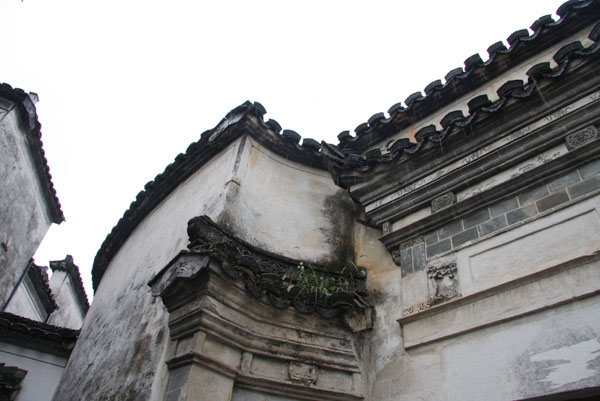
[463,208,491,229]
[438,220,463,240]
[426,239,451,258]
[451,227,478,248]
[431,192,456,212]
[424,231,438,246]
[547,171,580,193]
[536,190,570,212]
[412,243,426,272]
[565,125,599,150]
[579,158,600,179]
[400,248,413,277]
[567,176,600,199]
[518,185,548,206]
[489,197,519,218]
[506,204,537,225]
[478,215,508,236]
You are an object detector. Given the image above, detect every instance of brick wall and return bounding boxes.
[398,158,600,277]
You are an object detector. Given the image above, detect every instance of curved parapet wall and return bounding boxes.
[91,101,351,291]
[58,103,360,400]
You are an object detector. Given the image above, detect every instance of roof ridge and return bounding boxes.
[50,255,90,312]
[323,17,600,187]
[0,83,64,223]
[336,0,600,153]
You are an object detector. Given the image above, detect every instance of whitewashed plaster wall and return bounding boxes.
[0,341,67,401]
[3,276,47,321]
[53,134,357,401]
[369,192,600,401]
[221,137,356,266]
[0,108,53,307]
[46,271,85,329]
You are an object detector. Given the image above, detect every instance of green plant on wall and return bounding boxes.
[282,260,365,297]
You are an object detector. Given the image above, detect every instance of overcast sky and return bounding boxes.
[1,0,567,298]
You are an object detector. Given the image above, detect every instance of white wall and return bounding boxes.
[0,341,67,401]
[46,271,85,329]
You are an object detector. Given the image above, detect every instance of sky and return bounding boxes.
[1,0,567,298]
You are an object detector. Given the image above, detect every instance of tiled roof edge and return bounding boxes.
[28,263,58,313]
[91,101,326,291]
[337,0,600,152]
[49,255,90,313]
[0,311,79,357]
[0,83,64,223]
[323,22,600,185]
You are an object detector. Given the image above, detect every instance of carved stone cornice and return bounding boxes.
[380,137,600,251]
[148,248,366,401]
[173,215,370,319]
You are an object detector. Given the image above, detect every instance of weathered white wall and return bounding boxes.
[373,295,600,401]
[0,108,53,307]
[46,271,85,329]
[53,137,241,401]
[369,192,600,401]
[0,341,67,401]
[3,276,47,321]
[221,137,356,266]
[54,134,355,400]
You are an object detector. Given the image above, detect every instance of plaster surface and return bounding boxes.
[54,135,357,400]
[46,271,85,329]
[0,341,67,401]
[0,109,52,307]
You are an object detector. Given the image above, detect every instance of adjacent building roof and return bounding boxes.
[49,255,89,313]
[0,83,64,223]
[0,311,78,358]
[28,263,58,315]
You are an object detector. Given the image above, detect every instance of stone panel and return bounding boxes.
[464,204,600,294]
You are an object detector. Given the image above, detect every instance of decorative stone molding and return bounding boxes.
[184,215,369,318]
[342,307,374,333]
[391,249,402,267]
[565,125,599,150]
[399,237,424,251]
[289,362,318,386]
[402,301,432,317]
[431,192,457,212]
[427,262,460,304]
[0,363,27,399]
[382,221,391,235]
[149,251,366,401]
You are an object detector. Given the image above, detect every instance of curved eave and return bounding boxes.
[92,101,327,291]
[0,83,64,223]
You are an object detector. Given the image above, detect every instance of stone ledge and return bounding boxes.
[380,140,600,251]
[397,252,600,349]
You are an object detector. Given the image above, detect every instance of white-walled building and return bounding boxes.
[51,1,600,400]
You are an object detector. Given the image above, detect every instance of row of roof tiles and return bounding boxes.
[0,83,64,223]
[87,0,598,289]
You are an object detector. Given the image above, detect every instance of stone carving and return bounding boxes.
[184,215,369,318]
[382,221,391,235]
[426,262,460,304]
[391,249,402,267]
[402,301,432,317]
[399,237,423,251]
[431,192,457,212]
[565,125,599,150]
[289,361,318,386]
